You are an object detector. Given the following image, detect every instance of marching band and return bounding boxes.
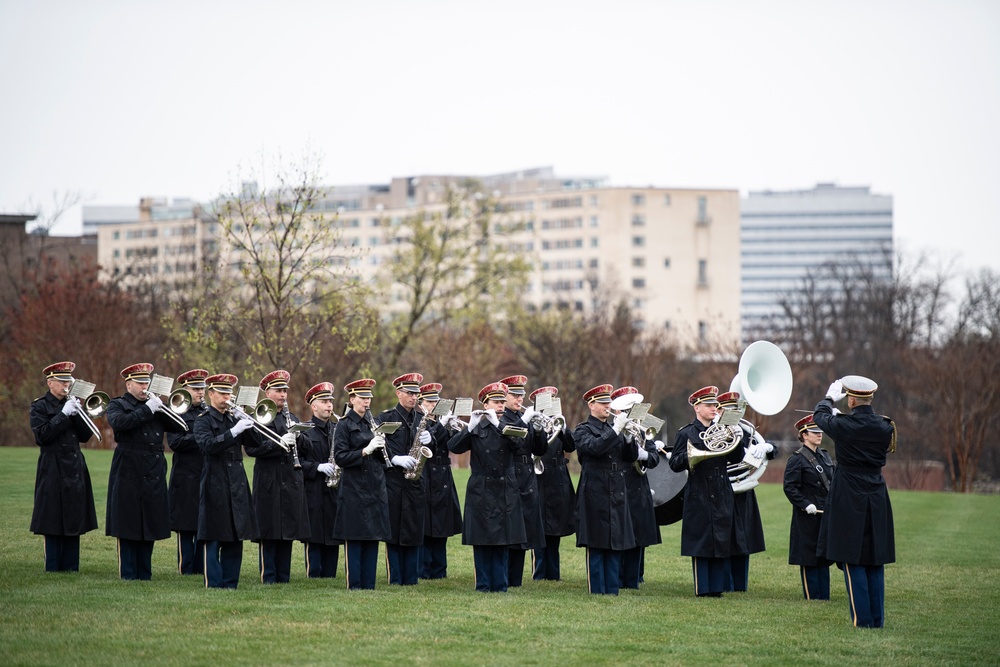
[26,345,897,627]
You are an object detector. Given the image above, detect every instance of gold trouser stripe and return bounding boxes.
[116,538,123,579]
[42,536,47,565]
[259,543,265,583]
[176,534,182,575]
[845,566,859,626]
[585,548,592,594]
[530,548,538,574]
[384,543,391,583]
[203,544,210,589]
[304,544,311,576]
[344,540,353,590]
[801,566,811,600]
[692,557,699,595]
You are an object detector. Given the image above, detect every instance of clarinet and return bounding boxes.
[282,403,302,470]
[325,406,347,488]
[364,409,394,469]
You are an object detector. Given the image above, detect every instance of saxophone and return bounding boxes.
[404,408,434,481]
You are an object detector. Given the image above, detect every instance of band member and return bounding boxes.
[105,363,186,580]
[166,368,208,575]
[418,382,462,579]
[379,372,429,586]
[333,378,391,590]
[244,370,311,584]
[668,386,746,597]
[574,384,641,595]
[717,390,774,592]
[298,382,342,578]
[193,373,258,589]
[447,382,526,593]
[29,361,98,572]
[784,414,834,600]
[529,386,576,582]
[499,375,547,587]
[612,386,661,589]
[814,376,896,628]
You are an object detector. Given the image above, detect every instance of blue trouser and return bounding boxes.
[507,547,527,587]
[203,540,243,589]
[621,546,645,589]
[386,543,420,585]
[344,540,379,590]
[176,531,204,575]
[117,538,154,580]
[800,565,831,600]
[258,539,293,583]
[420,536,449,579]
[532,535,562,581]
[844,563,885,627]
[473,545,509,592]
[692,556,730,596]
[305,542,339,578]
[587,548,622,595]
[729,554,750,592]
[43,535,80,572]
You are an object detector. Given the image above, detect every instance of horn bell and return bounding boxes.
[736,341,793,416]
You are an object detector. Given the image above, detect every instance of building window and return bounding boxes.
[632,236,645,247]
[697,196,709,224]
[589,258,599,269]
[698,259,708,285]
[113,249,120,258]
[632,257,645,268]
[698,320,707,343]
[664,320,671,330]
[591,238,599,248]
[632,278,646,288]
[664,257,671,268]
[664,194,671,206]
[113,231,120,240]
[590,216,599,227]
[631,214,645,227]
[589,195,599,207]
[632,194,645,206]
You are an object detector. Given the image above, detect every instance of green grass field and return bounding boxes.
[1,446,998,666]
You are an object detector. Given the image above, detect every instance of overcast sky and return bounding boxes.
[2,0,998,275]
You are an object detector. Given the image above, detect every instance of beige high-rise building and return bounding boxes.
[91,168,741,349]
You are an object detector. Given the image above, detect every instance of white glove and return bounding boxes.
[805,503,818,515]
[636,446,649,462]
[231,416,254,437]
[832,408,841,416]
[439,413,453,428]
[144,393,164,413]
[467,412,482,430]
[278,432,296,452]
[484,410,499,427]
[317,463,336,477]
[391,455,419,471]
[826,379,846,402]
[61,397,80,416]
[747,441,767,463]
[520,406,536,425]
[362,435,385,456]
[653,440,666,454]
[612,411,629,434]
[418,429,432,445]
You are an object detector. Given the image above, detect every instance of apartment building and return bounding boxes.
[92,168,742,348]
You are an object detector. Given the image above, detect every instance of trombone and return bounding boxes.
[143,374,191,431]
[67,379,109,443]
[224,393,284,446]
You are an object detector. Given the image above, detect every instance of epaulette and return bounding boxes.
[883,416,897,454]
[32,396,46,404]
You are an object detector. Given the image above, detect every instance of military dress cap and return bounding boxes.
[177,368,209,388]
[345,378,376,398]
[583,384,613,403]
[499,375,528,395]
[479,382,509,404]
[43,361,76,381]
[688,385,720,405]
[419,383,442,400]
[260,370,291,391]
[305,382,335,403]
[392,373,424,393]
[120,363,154,382]
[841,375,878,398]
[795,414,822,434]
[205,373,238,393]
[610,386,640,400]
[717,391,740,408]
[529,386,559,401]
